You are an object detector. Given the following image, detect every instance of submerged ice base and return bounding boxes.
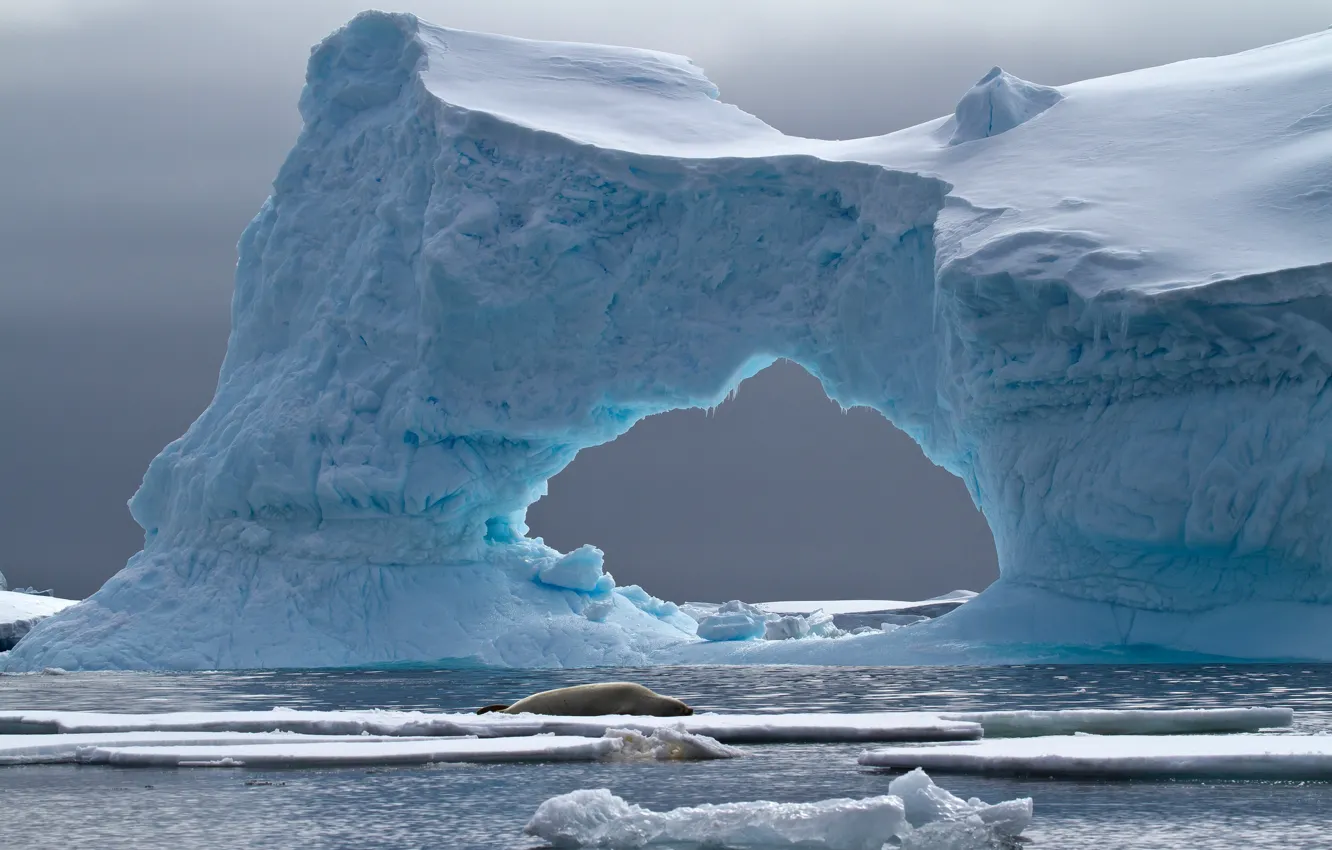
[9,13,1332,670]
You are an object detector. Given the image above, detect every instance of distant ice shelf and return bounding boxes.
[8,11,1332,670]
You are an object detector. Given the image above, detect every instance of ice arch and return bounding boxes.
[9,13,1332,669]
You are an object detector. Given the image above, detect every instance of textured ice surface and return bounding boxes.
[525,770,1030,849]
[10,12,1332,669]
[0,709,982,743]
[860,734,1332,779]
[890,768,1031,837]
[0,591,77,652]
[940,707,1292,737]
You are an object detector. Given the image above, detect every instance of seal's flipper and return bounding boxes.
[476,704,510,714]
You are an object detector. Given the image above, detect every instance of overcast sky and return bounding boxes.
[1,1,1327,600]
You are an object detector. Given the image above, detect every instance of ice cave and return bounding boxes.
[7,12,1332,669]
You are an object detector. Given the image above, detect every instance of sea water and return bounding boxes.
[2,665,1330,849]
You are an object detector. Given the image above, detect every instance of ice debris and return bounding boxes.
[696,601,845,642]
[603,725,744,760]
[524,769,1030,848]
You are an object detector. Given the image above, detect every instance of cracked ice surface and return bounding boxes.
[8,13,1332,669]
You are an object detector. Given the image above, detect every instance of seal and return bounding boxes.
[475,682,694,716]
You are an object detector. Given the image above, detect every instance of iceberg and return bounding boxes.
[860,734,1332,780]
[9,11,1332,669]
[525,772,1031,849]
[0,590,77,652]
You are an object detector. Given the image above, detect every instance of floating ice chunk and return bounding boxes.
[87,734,618,768]
[0,709,982,743]
[860,734,1332,779]
[890,768,1031,837]
[763,614,810,641]
[603,725,743,760]
[537,546,611,593]
[803,609,844,638]
[0,731,398,765]
[525,771,1031,849]
[525,788,912,850]
[695,600,768,642]
[941,707,1293,737]
[948,66,1063,145]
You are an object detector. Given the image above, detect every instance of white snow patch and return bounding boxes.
[860,734,1332,779]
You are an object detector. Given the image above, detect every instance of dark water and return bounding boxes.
[3,665,1331,849]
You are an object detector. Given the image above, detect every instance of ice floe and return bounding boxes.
[83,734,620,768]
[525,769,1030,848]
[860,734,1332,779]
[0,730,379,765]
[940,707,1292,737]
[0,709,983,743]
[0,726,740,768]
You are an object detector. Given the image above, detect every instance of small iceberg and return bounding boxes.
[0,590,78,652]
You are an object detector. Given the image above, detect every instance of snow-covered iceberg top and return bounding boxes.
[9,12,1332,670]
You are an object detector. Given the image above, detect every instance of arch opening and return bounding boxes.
[526,359,997,605]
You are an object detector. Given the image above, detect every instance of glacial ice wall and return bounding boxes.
[9,13,1332,669]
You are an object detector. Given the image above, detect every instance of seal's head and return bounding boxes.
[476,704,509,714]
[658,697,694,716]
